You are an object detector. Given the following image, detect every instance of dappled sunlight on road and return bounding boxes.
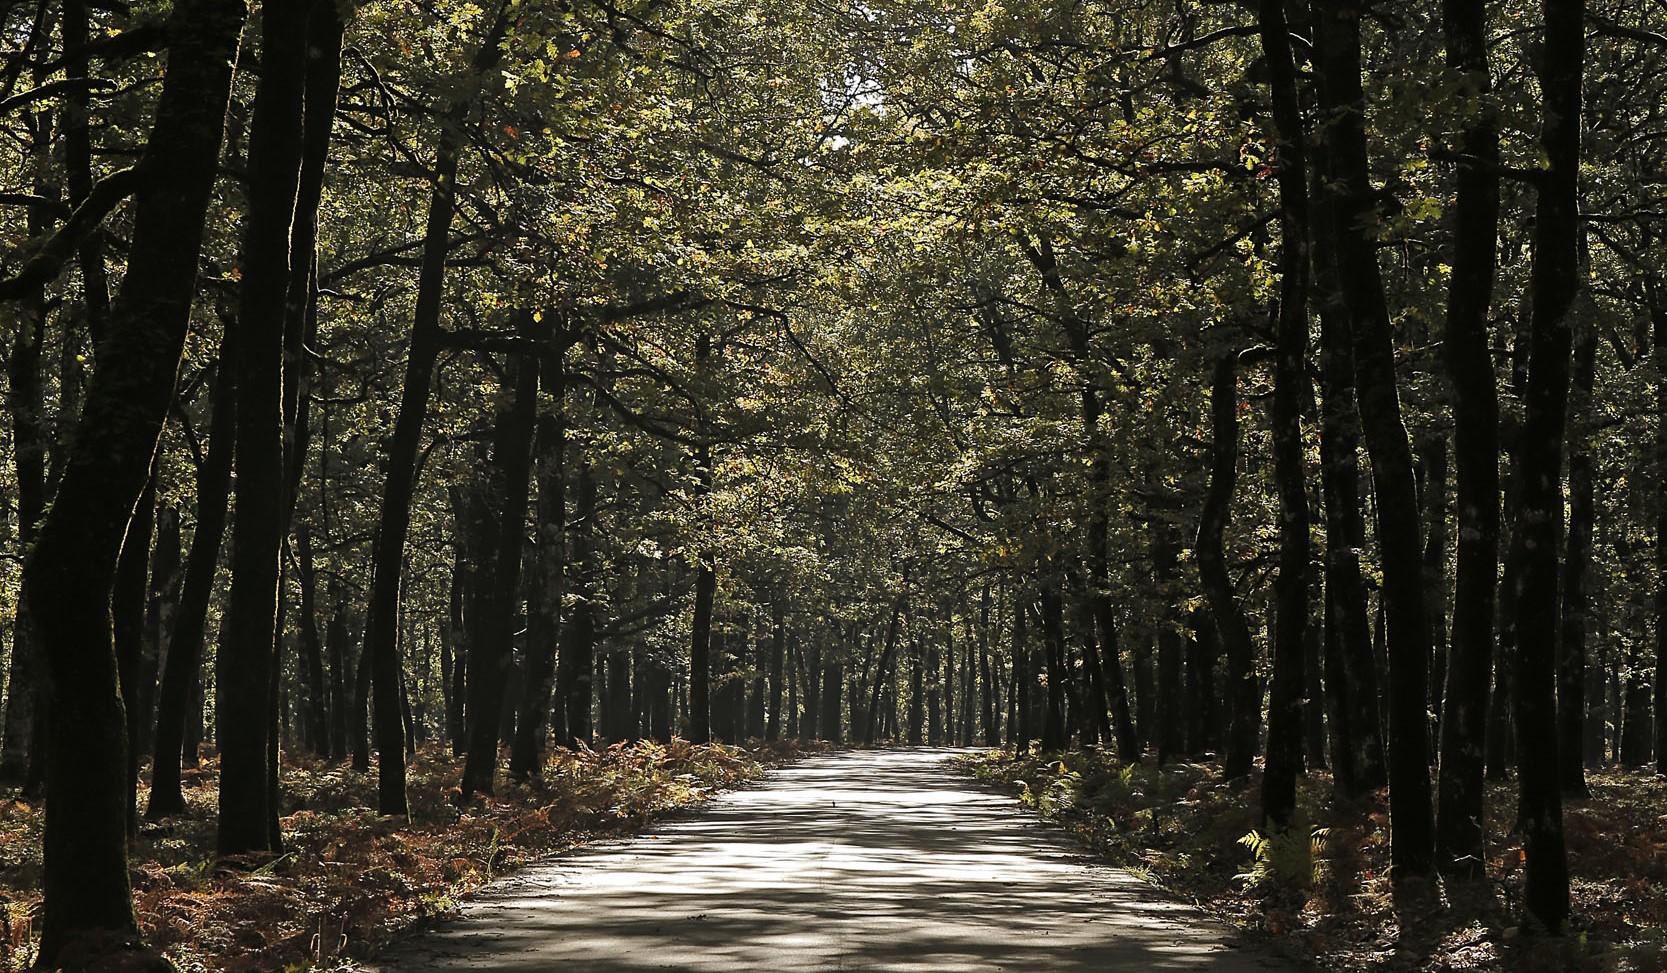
[372,749,1288,972]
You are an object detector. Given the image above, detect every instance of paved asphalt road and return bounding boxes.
[368,748,1295,972]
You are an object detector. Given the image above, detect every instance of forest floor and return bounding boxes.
[958,749,1667,973]
[0,739,810,972]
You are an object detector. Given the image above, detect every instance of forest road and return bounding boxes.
[367,748,1294,972]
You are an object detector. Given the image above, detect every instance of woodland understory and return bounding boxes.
[964,749,1667,973]
[1,0,1666,966]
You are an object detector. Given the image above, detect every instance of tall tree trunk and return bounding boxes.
[766,600,785,741]
[0,216,48,785]
[1311,120,1387,799]
[1505,0,1584,929]
[560,462,598,747]
[149,322,236,817]
[1197,349,1261,780]
[1557,310,1595,797]
[296,527,331,756]
[1650,286,1667,772]
[1421,437,1450,741]
[819,655,843,742]
[1153,528,1187,763]
[461,330,539,797]
[363,8,509,812]
[142,505,182,772]
[1257,0,1314,833]
[22,0,245,958]
[218,0,311,857]
[1312,0,1435,878]
[1433,0,1501,869]
[511,342,567,778]
[114,476,156,838]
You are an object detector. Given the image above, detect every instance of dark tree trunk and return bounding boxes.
[864,600,905,745]
[980,584,998,745]
[1197,350,1261,781]
[114,476,156,838]
[766,600,785,741]
[1557,311,1595,797]
[511,344,567,778]
[0,233,48,785]
[1311,125,1388,798]
[819,656,843,742]
[1506,0,1584,927]
[1153,528,1187,763]
[22,0,245,958]
[1187,608,1220,755]
[218,0,311,857]
[907,637,925,745]
[142,504,182,772]
[560,463,598,747]
[1257,0,1314,832]
[352,620,372,772]
[461,328,539,797]
[1033,586,1073,753]
[1434,0,1501,877]
[364,9,509,812]
[149,326,236,818]
[1421,438,1450,742]
[328,597,350,761]
[1313,0,1435,878]
[1650,288,1667,773]
[296,527,331,756]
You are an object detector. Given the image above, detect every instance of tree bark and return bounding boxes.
[1557,310,1595,797]
[1312,0,1435,878]
[23,0,245,957]
[461,326,540,797]
[1433,0,1502,858]
[218,0,311,857]
[511,343,567,778]
[1197,349,1261,781]
[1256,0,1314,833]
[363,8,509,812]
[1506,0,1584,928]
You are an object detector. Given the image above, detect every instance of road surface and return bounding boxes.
[369,748,1293,972]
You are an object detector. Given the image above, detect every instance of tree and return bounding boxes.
[18,0,246,958]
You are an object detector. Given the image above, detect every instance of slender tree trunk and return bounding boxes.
[1153,528,1187,763]
[1650,287,1667,772]
[1557,311,1596,797]
[0,234,48,785]
[1311,123,1387,799]
[363,9,509,812]
[1313,0,1435,878]
[766,600,785,741]
[149,325,236,817]
[1433,0,1501,870]
[1506,0,1584,928]
[560,462,598,747]
[461,329,539,797]
[218,0,311,857]
[1421,438,1450,742]
[511,343,567,778]
[114,476,156,837]
[296,527,331,755]
[1197,349,1261,781]
[22,0,245,957]
[1257,0,1313,833]
[819,655,843,742]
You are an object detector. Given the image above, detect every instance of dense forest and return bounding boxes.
[0,0,1665,966]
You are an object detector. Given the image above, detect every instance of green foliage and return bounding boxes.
[1234,824,1329,893]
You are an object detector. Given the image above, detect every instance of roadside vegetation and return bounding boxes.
[0,741,805,972]
[959,749,1667,973]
